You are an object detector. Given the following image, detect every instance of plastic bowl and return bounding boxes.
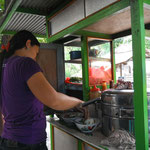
[58,112,84,127]
[74,118,100,133]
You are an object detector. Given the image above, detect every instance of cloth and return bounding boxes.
[0,137,48,150]
[1,56,46,145]
[100,129,135,150]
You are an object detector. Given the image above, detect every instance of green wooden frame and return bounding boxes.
[81,36,90,101]
[44,0,149,149]
[130,0,149,149]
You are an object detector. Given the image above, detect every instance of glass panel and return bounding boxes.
[64,46,82,83]
[114,35,133,82]
[88,38,111,86]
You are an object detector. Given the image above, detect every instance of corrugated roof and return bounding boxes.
[4,12,46,35]
[1,0,73,36]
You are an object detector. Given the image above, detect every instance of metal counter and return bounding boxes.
[48,117,129,150]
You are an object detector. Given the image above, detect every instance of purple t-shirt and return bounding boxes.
[1,56,46,144]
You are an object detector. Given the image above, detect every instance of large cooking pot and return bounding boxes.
[101,89,150,136]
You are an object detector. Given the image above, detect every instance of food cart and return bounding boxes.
[0,0,150,149]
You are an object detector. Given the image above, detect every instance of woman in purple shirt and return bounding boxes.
[0,30,83,150]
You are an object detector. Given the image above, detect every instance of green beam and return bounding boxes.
[46,17,49,41]
[47,0,130,43]
[144,0,150,5]
[2,30,46,38]
[0,0,22,34]
[130,0,149,150]
[81,36,89,101]
[16,7,46,16]
[75,30,112,40]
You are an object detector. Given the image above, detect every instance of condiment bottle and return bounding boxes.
[102,81,107,91]
[89,85,101,100]
[109,80,114,89]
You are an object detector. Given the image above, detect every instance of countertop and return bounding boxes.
[48,117,136,150]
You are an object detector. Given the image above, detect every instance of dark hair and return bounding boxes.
[0,30,40,86]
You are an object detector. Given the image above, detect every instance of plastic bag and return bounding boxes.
[100,130,135,150]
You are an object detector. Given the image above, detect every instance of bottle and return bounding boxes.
[102,81,107,91]
[109,80,114,89]
[89,85,101,100]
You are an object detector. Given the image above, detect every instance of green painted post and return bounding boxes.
[81,36,90,101]
[0,0,22,34]
[78,140,82,150]
[50,124,54,150]
[130,0,149,150]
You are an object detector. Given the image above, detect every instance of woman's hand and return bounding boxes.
[74,103,89,120]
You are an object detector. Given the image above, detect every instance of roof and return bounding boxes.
[0,0,73,37]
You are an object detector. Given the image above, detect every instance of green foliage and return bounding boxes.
[64,46,82,78]
[114,35,150,49]
[0,0,4,11]
[114,38,124,48]
[145,39,150,49]
[65,63,82,78]
[91,42,110,57]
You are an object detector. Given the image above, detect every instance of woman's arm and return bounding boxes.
[27,72,83,110]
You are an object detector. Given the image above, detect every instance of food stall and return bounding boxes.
[0,0,150,150]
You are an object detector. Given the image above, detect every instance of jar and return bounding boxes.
[89,85,101,100]
[102,81,107,91]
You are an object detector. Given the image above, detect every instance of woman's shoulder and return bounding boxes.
[10,56,36,64]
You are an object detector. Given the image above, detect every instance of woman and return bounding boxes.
[0,30,83,150]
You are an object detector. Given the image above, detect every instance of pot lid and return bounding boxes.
[102,89,150,95]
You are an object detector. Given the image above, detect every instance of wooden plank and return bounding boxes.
[75,30,112,40]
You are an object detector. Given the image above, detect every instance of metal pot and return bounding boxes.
[101,89,150,136]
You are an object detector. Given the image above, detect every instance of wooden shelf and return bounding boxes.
[65,57,110,64]
[89,57,110,62]
[65,58,82,64]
